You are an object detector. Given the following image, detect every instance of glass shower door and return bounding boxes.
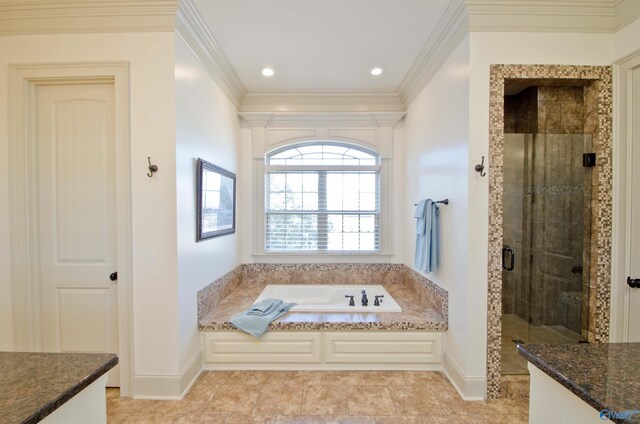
[501,133,591,375]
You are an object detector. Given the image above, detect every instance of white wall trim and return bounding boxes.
[0,0,178,35]
[466,0,640,33]
[175,0,246,107]
[240,112,404,260]
[611,50,640,342]
[133,351,202,399]
[240,92,405,113]
[443,352,486,400]
[466,0,617,33]
[398,0,468,106]
[239,112,406,129]
[8,61,134,396]
[614,0,640,30]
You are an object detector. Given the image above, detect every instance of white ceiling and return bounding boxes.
[192,0,450,93]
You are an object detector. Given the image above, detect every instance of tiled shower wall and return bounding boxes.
[502,86,590,336]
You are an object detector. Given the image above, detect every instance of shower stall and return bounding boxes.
[501,84,593,375]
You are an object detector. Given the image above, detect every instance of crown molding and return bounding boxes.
[0,0,178,35]
[399,0,640,107]
[175,0,246,107]
[466,0,617,33]
[615,0,640,30]
[398,0,468,106]
[240,92,405,113]
[239,111,405,129]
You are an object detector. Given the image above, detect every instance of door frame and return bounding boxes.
[486,65,613,398]
[612,51,640,342]
[8,62,134,396]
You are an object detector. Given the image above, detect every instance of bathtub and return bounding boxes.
[254,285,402,313]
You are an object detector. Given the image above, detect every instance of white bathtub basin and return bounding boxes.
[254,285,402,313]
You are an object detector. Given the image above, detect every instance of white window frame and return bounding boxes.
[255,142,393,257]
[264,143,381,253]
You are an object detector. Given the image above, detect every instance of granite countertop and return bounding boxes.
[199,282,448,332]
[518,343,640,424]
[0,352,118,424]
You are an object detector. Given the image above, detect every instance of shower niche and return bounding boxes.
[500,81,597,375]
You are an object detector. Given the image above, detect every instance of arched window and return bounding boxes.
[265,142,380,252]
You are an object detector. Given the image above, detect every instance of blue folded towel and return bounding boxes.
[229,299,296,338]
[247,299,282,316]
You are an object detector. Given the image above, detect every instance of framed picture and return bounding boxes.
[196,158,236,241]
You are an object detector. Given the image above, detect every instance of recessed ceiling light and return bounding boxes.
[370,67,383,76]
[261,67,275,77]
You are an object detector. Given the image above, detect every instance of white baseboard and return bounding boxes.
[203,363,444,371]
[133,351,202,399]
[443,352,486,400]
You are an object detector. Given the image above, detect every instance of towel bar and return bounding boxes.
[414,199,449,206]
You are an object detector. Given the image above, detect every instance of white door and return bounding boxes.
[37,82,119,385]
[629,66,640,342]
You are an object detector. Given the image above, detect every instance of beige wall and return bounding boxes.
[174,33,241,371]
[0,30,243,396]
[404,31,614,398]
[403,36,472,395]
[467,31,613,395]
[0,33,181,380]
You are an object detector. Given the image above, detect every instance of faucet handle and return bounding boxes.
[374,295,384,306]
[345,295,355,306]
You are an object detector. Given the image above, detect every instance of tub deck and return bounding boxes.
[199,282,447,332]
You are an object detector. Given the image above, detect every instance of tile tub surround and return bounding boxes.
[0,352,118,424]
[200,282,447,332]
[487,64,613,398]
[197,264,448,331]
[518,343,640,424]
[197,266,243,327]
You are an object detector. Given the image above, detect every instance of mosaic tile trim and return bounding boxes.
[403,267,449,322]
[196,266,243,323]
[242,263,406,286]
[199,320,448,332]
[241,263,406,273]
[487,64,613,399]
[560,291,583,309]
[503,184,585,196]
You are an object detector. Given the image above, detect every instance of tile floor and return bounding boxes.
[501,314,582,374]
[107,371,529,423]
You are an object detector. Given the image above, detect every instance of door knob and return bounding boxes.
[110,272,118,282]
[628,277,640,288]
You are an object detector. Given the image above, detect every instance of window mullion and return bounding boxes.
[317,171,327,250]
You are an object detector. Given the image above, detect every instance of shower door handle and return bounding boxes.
[502,247,515,271]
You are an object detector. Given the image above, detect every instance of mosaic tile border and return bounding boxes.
[196,266,242,324]
[487,64,613,399]
[199,320,448,332]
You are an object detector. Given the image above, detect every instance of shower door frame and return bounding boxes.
[486,64,613,399]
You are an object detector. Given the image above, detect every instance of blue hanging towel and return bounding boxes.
[414,199,439,273]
